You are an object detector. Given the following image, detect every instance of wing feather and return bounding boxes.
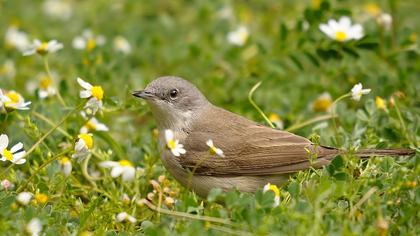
[178,106,337,176]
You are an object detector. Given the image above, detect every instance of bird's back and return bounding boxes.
[178,105,338,176]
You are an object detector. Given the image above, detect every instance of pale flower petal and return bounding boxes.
[26,218,42,236]
[110,166,124,178]
[0,134,9,152]
[10,142,23,153]
[16,192,33,205]
[165,129,174,143]
[121,167,135,182]
[77,77,93,90]
[99,161,119,168]
[116,212,127,222]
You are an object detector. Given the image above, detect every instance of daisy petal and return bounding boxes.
[122,168,135,181]
[13,150,26,160]
[77,77,93,90]
[164,129,173,142]
[10,142,23,153]
[99,161,119,168]
[0,134,8,152]
[80,90,92,98]
[111,166,124,177]
[15,158,26,165]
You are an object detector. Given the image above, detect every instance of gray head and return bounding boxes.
[132,76,210,130]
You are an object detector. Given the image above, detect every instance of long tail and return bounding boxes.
[355,148,416,158]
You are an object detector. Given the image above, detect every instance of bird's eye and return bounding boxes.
[169,89,179,99]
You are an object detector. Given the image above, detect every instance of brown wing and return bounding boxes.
[178,106,338,176]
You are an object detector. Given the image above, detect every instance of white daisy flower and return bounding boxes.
[72,29,105,52]
[351,83,371,101]
[217,6,233,20]
[121,193,131,204]
[26,218,42,236]
[16,191,33,205]
[80,117,109,134]
[59,157,72,177]
[1,179,14,190]
[4,26,30,52]
[164,129,186,157]
[206,139,225,157]
[0,134,26,164]
[0,89,31,111]
[227,26,249,46]
[113,36,132,55]
[263,183,280,207]
[268,113,284,130]
[115,212,137,223]
[23,39,63,56]
[38,76,56,99]
[77,77,104,114]
[319,16,364,42]
[0,60,16,78]
[71,133,93,161]
[377,13,392,30]
[310,92,333,112]
[43,0,73,20]
[99,160,136,182]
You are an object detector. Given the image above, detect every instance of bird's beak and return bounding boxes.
[132,90,156,100]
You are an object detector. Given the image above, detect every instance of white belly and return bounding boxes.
[160,146,288,197]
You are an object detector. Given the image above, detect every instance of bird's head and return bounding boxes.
[132,76,210,130]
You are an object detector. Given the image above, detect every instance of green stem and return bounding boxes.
[0,101,85,178]
[17,148,71,191]
[32,111,72,138]
[81,154,99,188]
[393,99,414,146]
[187,153,212,190]
[248,81,275,128]
[43,56,66,106]
[330,93,351,145]
[286,114,337,132]
[25,102,85,157]
[138,199,234,226]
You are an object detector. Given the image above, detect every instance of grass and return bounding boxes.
[0,0,419,235]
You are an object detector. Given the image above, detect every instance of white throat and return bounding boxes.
[147,102,193,133]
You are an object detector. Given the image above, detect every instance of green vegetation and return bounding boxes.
[0,0,419,235]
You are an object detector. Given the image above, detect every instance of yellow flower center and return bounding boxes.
[167,139,176,150]
[311,0,321,9]
[364,3,381,17]
[268,184,280,197]
[335,31,348,42]
[60,157,70,165]
[91,86,104,100]
[119,160,133,167]
[209,146,217,154]
[375,96,386,110]
[409,33,417,43]
[85,120,97,131]
[269,113,281,122]
[34,193,48,204]
[313,99,332,112]
[2,149,13,161]
[6,91,20,103]
[79,134,93,149]
[86,38,96,52]
[238,31,248,43]
[40,77,52,89]
[36,42,49,55]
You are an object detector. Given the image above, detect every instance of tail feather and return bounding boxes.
[356,148,415,158]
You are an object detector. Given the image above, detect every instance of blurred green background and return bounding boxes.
[0,0,419,235]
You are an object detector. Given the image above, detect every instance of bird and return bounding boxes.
[132,76,415,197]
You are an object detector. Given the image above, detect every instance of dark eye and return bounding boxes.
[169,89,179,99]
